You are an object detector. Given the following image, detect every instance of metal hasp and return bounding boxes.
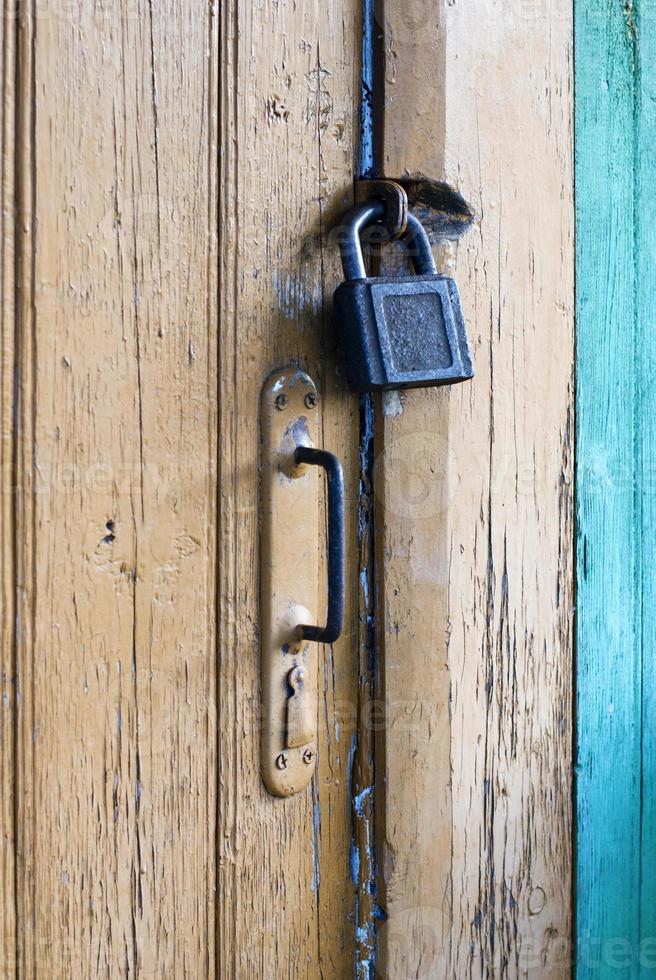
[355,178,408,240]
[333,198,475,392]
[260,368,345,797]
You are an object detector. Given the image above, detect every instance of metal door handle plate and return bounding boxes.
[259,368,345,797]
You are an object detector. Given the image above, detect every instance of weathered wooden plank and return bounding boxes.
[0,0,16,973]
[14,0,36,972]
[216,0,361,975]
[15,1,219,973]
[575,0,638,971]
[576,0,656,974]
[638,4,656,966]
[375,1,574,975]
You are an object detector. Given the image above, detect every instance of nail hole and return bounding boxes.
[102,520,116,544]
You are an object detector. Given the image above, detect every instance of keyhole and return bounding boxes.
[286,664,313,750]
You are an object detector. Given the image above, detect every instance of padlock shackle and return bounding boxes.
[337,199,437,281]
[338,200,384,280]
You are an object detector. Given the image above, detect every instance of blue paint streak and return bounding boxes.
[359,0,375,178]
[310,780,321,894]
[350,839,360,886]
[352,4,378,976]
[359,568,369,608]
[354,784,373,817]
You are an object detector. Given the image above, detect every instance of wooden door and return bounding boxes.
[0,1,574,978]
[2,0,361,974]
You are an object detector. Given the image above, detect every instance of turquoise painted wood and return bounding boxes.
[576,0,656,975]
[637,0,656,960]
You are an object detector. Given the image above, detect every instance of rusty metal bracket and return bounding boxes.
[356,174,475,243]
[355,178,408,240]
[381,174,475,242]
[260,368,320,797]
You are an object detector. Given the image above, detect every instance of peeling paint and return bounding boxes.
[272,269,322,320]
[381,389,403,418]
[310,782,322,894]
[354,784,373,816]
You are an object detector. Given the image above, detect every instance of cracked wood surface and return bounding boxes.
[1,0,577,977]
[14,1,221,974]
[3,0,361,976]
[374,2,574,976]
[576,2,656,974]
[0,0,16,973]
[216,2,361,976]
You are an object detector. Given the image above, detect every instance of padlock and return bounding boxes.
[333,199,474,392]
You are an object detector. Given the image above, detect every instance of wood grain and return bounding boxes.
[1,0,578,975]
[15,1,219,973]
[576,0,656,974]
[3,0,364,974]
[215,0,361,976]
[0,0,16,973]
[374,1,574,976]
[575,2,637,971]
[638,4,656,966]
[14,0,36,973]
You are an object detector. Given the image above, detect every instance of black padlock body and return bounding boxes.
[333,273,474,393]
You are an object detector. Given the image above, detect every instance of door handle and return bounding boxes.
[260,368,345,797]
[293,447,345,645]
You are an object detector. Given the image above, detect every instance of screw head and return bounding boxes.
[275,393,288,411]
[276,752,288,770]
[304,392,318,409]
[302,748,314,766]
